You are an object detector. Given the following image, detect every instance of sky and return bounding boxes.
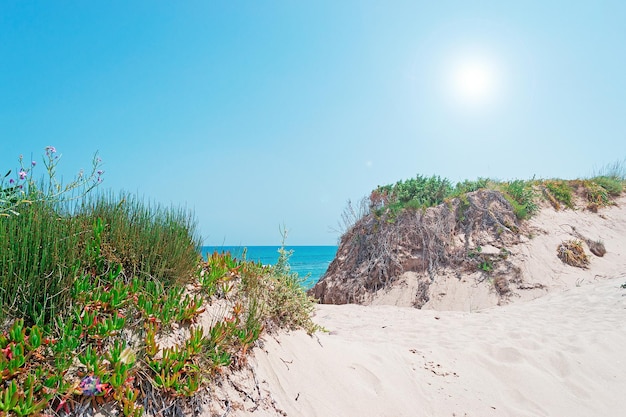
[1,1,625,246]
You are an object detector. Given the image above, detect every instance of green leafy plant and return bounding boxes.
[0,151,324,417]
[478,260,493,273]
[452,177,490,196]
[543,180,575,210]
[583,180,612,210]
[591,176,622,197]
[500,180,538,220]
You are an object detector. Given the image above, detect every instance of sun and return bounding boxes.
[446,55,501,109]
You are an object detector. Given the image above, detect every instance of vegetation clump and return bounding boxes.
[0,147,319,416]
[557,240,590,268]
[313,159,625,305]
[542,180,575,210]
[365,163,624,222]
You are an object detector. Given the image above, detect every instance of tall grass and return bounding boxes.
[592,158,626,180]
[0,196,83,323]
[77,192,202,287]
[0,191,202,324]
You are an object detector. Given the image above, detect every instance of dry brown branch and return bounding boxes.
[311,189,522,305]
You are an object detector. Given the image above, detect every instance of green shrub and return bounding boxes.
[500,180,538,220]
[240,232,320,334]
[375,175,453,212]
[544,180,575,210]
[584,180,611,207]
[591,176,622,196]
[453,177,490,196]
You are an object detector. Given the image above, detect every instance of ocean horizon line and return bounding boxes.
[199,245,338,289]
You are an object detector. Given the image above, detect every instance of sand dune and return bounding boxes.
[252,277,626,417]
[240,200,626,417]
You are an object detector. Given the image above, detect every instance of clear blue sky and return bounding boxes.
[1,1,625,245]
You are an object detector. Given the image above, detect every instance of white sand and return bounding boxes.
[252,278,626,417]
[242,200,626,417]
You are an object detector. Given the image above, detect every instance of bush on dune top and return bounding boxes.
[356,159,625,225]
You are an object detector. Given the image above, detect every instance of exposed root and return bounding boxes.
[310,189,522,305]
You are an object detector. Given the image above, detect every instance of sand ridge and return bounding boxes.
[241,199,626,417]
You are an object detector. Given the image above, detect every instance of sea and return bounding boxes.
[200,246,338,290]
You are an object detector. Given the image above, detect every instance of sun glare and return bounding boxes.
[445,54,502,110]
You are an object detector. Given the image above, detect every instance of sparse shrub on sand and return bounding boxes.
[583,180,612,210]
[499,179,538,220]
[557,240,590,268]
[543,180,575,210]
[493,276,510,295]
[591,176,623,197]
[241,229,321,335]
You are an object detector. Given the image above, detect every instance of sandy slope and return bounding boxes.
[239,200,626,417]
[251,278,626,417]
[369,197,626,311]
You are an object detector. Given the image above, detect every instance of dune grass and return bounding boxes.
[0,191,203,325]
[76,192,202,288]
[0,148,319,416]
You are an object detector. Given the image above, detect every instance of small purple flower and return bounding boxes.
[79,375,103,396]
[97,170,103,175]
[45,146,57,154]
[31,161,36,167]
[19,170,27,180]
[9,178,14,184]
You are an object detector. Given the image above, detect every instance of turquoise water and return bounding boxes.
[200,246,338,289]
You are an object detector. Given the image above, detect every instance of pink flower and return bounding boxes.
[45,146,57,154]
[19,170,27,180]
